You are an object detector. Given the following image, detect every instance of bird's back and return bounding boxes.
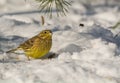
[19,36,52,59]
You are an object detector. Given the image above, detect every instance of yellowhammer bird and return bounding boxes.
[6,30,52,60]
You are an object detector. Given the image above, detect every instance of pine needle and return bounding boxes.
[41,16,45,26]
[35,0,71,18]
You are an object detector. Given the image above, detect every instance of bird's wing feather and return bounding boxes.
[6,36,40,53]
[19,36,38,50]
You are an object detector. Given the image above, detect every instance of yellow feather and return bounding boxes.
[7,30,52,60]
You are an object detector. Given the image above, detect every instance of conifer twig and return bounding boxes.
[35,0,71,18]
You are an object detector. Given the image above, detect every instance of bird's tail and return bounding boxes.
[6,48,18,53]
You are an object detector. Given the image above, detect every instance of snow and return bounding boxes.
[0,0,120,83]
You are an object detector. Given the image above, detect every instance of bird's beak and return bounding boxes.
[49,31,52,35]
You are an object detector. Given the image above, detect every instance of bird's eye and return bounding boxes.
[44,31,47,34]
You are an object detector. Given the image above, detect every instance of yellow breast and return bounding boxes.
[25,38,52,59]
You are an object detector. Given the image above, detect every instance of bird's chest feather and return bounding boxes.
[25,39,52,58]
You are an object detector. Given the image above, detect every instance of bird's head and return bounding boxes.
[38,30,52,39]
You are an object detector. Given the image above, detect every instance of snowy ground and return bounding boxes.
[0,0,120,83]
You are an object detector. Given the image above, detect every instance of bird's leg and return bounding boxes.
[26,55,30,61]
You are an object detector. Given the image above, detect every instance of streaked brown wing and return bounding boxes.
[18,36,38,50]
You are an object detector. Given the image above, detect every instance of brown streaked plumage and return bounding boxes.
[6,30,52,60]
